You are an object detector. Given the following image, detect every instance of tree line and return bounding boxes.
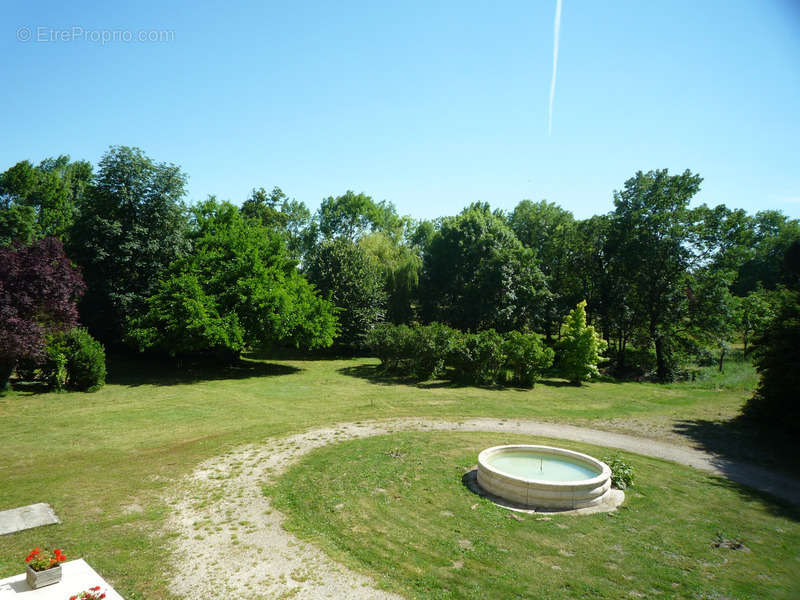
[1,146,798,429]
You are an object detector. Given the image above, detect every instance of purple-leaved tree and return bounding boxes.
[0,237,85,390]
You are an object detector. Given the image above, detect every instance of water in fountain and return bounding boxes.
[486,451,600,481]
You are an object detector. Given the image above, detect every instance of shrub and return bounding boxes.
[366,323,417,374]
[365,323,396,369]
[367,322,459,379]
[409,322,458,380]
[63,328,106,391]
[450,329,505,385]
[502,331,554,387]
[42,336,69,391]
[40,328,106,392]
[448,333,471,382]
[601,455,634,489]
[391,324,417,374]
[368,322,559,387]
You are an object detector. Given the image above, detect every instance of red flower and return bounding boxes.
[90,586,100,591]
[25,547,42,562]
[100,594,106,599]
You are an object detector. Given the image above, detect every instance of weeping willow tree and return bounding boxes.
[359,232,421,324]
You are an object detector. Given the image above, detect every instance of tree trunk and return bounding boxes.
[718,346,725,373]
[654,336,668,382]
[0,359,15,392]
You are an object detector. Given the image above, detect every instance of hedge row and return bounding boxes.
[366,322,554,387]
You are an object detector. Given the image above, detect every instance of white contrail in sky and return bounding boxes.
[548,0,562,136]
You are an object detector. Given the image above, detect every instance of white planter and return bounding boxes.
[26,564,62,589]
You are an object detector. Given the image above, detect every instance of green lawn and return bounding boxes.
[0,353,795,599]
[270,431,800,600]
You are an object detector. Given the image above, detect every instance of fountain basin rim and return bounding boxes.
[478,444,611,487]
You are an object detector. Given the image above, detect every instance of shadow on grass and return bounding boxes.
[7,380,52,395]
[337,364,450,388]
[106,356,301,388]
[536,379,581,388]
[702,472,800,522]
[673,417,800,517]
[338,364,574,391]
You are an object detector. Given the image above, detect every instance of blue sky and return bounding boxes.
[2,1,798,221]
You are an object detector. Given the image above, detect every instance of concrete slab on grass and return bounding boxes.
[0,503,60,536]
[0,559,125,599]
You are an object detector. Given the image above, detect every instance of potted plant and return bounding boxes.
[70,585,107,599]
[25,547,66,589]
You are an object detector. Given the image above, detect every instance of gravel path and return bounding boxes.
[165,417,800,599]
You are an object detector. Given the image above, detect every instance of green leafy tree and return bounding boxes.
[571,216,613,332]
[406,219,438,256]
[241,186,290,229]
[280,197,316,263]
[127,272,245,356]
[736,286,777,355]
[604,169,704,381]
[127,198,337,358]
[783,239,800,289]
[695,205,755,275]
[733,210,800,295]
[508,200,581,340]
[0,156,92,244]
[68,146,191,344]
[420,204,549,332]
[304,237,387,350]
[686,269,738,372]
[241,187,317,263]
[557,301,606,384]
[317,191,405,241]
[743,290,800,433]
[0,204,37,246]
[742,242,800,432]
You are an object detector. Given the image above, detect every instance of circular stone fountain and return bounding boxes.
[477,445,614,510]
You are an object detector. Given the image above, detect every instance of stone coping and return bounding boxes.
[477,445,614,510]
[478,444,611,488]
